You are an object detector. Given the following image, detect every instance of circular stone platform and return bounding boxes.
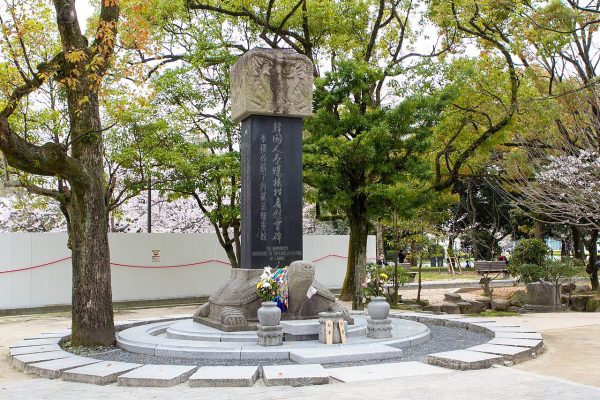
[116,317,430,362]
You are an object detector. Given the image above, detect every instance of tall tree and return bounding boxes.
[0,0,119,345]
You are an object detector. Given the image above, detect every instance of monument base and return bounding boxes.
[257,325,284,346]
[193,261,354,332]
[367,318,393,339]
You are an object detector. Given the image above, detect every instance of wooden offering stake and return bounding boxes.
[338,320,347,344]
[325,320,333,345]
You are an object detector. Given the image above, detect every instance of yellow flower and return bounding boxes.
[380,273,388,280]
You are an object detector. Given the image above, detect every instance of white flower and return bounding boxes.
[261,281,271,288]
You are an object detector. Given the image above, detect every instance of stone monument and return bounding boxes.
[194,49,352,332]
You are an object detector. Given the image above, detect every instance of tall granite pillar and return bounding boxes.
[231,49,314,269]
[194,50,352,331]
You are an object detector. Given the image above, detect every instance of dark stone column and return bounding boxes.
[240,115,303,268]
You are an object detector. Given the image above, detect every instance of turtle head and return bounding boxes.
[287,261,315,314]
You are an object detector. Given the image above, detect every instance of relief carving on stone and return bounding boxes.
[231,48,313,122]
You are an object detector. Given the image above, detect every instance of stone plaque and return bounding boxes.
[240,115,303,268]
[231,48,313,122]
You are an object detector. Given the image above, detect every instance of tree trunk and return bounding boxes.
[224,242,239,269]
[585,229,599,291]
[339,197,369,310]
[572,226,586,260]
[410,240,417,267]
[534,220,545,240]
[69,93,114,346]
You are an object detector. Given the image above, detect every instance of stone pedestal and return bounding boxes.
[257,325,283,346]
[367,318,392,339]
[318,312,346,344]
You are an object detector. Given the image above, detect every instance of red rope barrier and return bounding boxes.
[0,256,72,274]
[0,253,374,274]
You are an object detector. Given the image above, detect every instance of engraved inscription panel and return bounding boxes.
[240,115,303,268]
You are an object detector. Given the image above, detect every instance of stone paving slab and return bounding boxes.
[488,338,543,351]
[239,346,290,361]
[25,333,70,340]
[154,345,242,360]
[468,344,537,363]
[117,364,197,387]
[27,356,101,379]
[9,344,62,357]
[428,350,504,370]
[494,332,543,340]
[62,361,143,385]
[289,344,402,364]
[328,361,452,382]
[188,366,260,387]
[262,364,329,386]
[11,350,72,371]
[10,337,63,347]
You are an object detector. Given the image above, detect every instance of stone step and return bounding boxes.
[468,344,537,363]
[289,344,402,364]
[62,361,142,385]
[117,364,197,387]
[9,344,62,357]
[10,338,63,347]
[327,361,451,382]
[488,338,543,351]
[188,366,260,387]
[11,351,72,371]
[262,364,329,386]
[26,356,101,379]
[494,332,543,340]
[428,350,503,370]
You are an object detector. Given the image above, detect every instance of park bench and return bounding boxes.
[474,261,509,277]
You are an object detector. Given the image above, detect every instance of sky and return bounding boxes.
[75,0,94,32]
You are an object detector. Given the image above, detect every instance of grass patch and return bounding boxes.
[416,270,479,281]
[472,310,519,317]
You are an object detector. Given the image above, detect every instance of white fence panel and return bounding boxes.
[0,232,375,310]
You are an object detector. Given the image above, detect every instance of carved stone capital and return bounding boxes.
[231,48,313,122]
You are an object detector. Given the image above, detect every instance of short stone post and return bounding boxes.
[367,318,393,338]
[257,325,283,346]
[318,312,347,344]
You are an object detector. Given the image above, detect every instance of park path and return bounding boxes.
[1,305,599,399]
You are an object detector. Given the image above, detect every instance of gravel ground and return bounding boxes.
[70,323,490,367]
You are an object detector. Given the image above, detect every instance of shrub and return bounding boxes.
[510,258,583,284]
[511,239,548,267]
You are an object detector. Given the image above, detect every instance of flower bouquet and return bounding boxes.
[256,267,288,312]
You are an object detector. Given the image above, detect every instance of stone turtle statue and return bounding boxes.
[193,260,353,331]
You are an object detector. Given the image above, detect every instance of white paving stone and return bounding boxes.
[11,351,72,370]
[188,366,259,387]
[9,344,62,356]
[289,344,402,364]
[428,350,503,370]
[262,364,329,386]
[10,338,62,347]
[117,364,197,387]
[494,332,543,340]
[328,361,451,382]
[26,356,101,379]
[62,361,142,385]
[468,344,537,363]
[488,338,543,351]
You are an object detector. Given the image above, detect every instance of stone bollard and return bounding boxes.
[257,325,283,346]
[367,318,393,339]
[318,312,346,344]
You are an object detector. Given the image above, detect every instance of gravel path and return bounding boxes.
[73,323,490,367]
